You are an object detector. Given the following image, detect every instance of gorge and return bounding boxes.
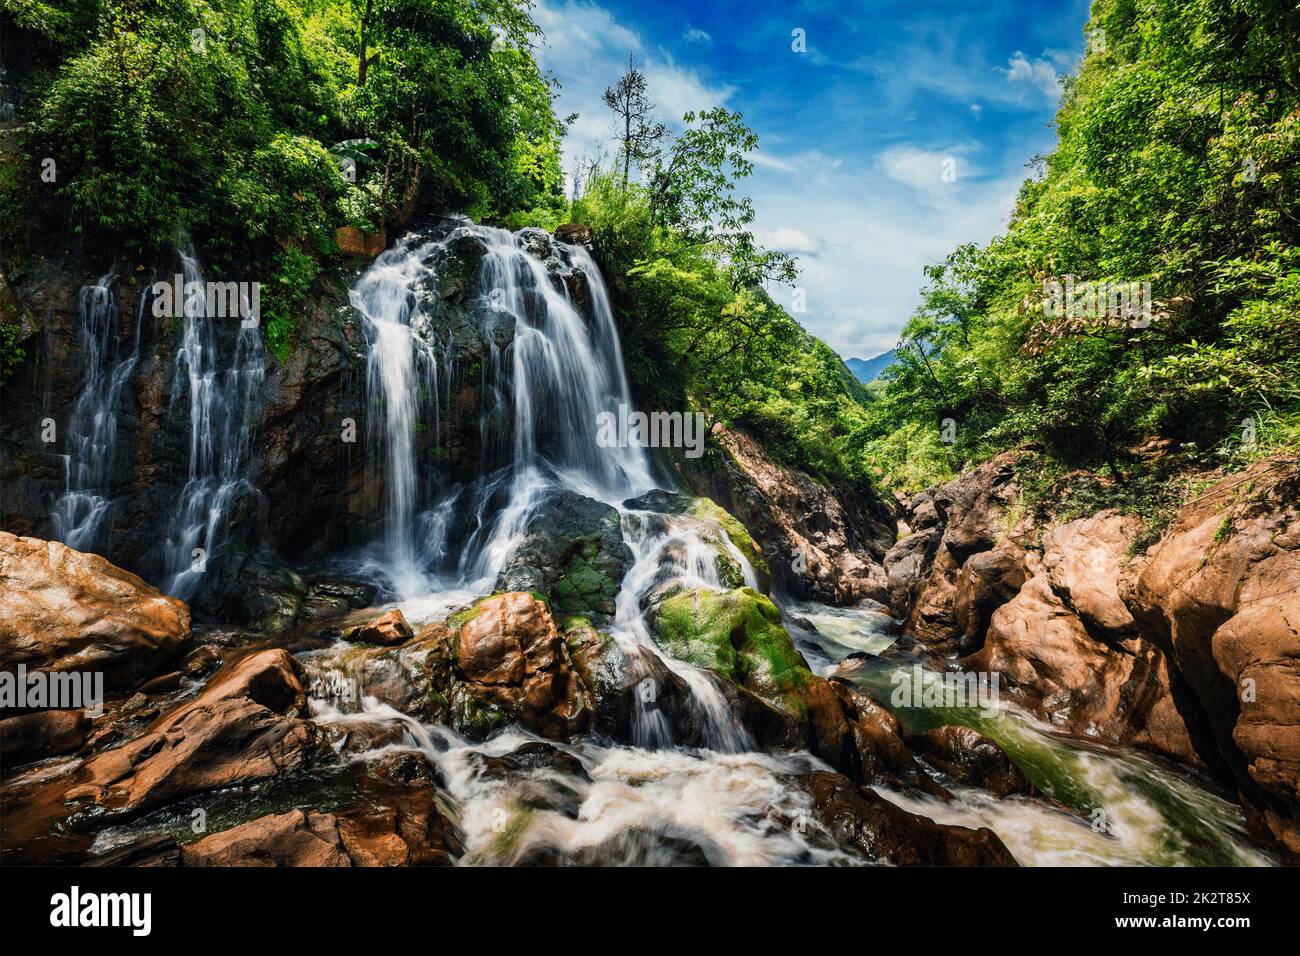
[1,221,1292,867]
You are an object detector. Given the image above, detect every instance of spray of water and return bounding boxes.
[51,273,145,553]
[161,247,265,599]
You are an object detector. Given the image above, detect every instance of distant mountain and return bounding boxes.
[844,349,897,383]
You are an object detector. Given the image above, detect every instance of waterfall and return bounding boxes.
[350,221,752,750]
[351,221,654,598]
[50,272,144,553]
[160,247,265,600]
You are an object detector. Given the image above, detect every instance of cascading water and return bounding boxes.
[351,221,656,599]
[272,222,1275,867]
[50,272,144,553]
[160,248,265,600]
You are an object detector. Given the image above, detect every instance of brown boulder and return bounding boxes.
[0,531,190,690]
[182,810,352,867]
[1043,511,1141,634]
[0,708,88,768]
[906,725,1036,797]
[803,678,950,798]
[1121,457,1300,859]
[952,542,1030,652]
[791,770,1017,865]
[61,649,318,821]
[970,573,1191,759]
[334,608,413,646]
[453,592,592,740]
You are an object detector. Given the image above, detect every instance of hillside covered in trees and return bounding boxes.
[0,0,1297,878]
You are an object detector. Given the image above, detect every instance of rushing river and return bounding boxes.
[47,221,1276,867]
[300,222,1276,867]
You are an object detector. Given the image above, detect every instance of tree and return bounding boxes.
[602,53,666,187]
[648,108,796,287]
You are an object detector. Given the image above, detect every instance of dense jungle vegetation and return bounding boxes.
[2,0,1297,509]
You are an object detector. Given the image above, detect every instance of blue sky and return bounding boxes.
[531,0,1093,359]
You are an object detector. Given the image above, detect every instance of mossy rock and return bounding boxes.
[687,497,770,584]
[624,490,772,591]
[494,491,631,624]
[652,586,812,715]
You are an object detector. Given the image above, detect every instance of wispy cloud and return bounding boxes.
[682,24,712,45]
[1001,51,1064,101]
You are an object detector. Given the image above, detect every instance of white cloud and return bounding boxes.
[533,0,733,184]
[682,25,712,45]
[877,143,984,200]
[753,227,826,256]
[1001,51,1062,101]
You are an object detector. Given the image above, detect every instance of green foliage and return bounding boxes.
[0,322,28,386]
[1,0,565,354]
[263,246,318,361]
[866,0,1300,492]
[572,167,873,491]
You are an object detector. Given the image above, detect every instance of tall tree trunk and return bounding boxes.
[358,0,374,85]
[622,110,631,187]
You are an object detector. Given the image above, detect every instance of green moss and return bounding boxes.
[654,586,811,712]
[552,547,620,618]
[688,498,770,581]
[445,590,551,630]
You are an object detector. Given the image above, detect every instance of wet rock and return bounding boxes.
[60,649,320,822]
[193,545,307,634]
[906,725,1036,797]
[84,834,181,867]
[182,645,222,679]
[674,426,893,605]
[452,592,593,740]
[649,586,811,716]
[563,618,720,748]
[0,709,88,768]
[339,770,462,867]
[577,829,712,866]
[807,679,951,799]
[302,579,377,619]
[0,531,190,691]
[333,608,413,646]
[791,770,1017,865]
[182,810,352,866]
[625,490,773,592]
[494,491,632,624]
[471,741,590,782]
[468,742,590,819]
[137,671,182,696]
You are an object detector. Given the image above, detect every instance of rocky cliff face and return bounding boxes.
[676,425,895,606]
[0,227,576,626]
[887,452,1300,861]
